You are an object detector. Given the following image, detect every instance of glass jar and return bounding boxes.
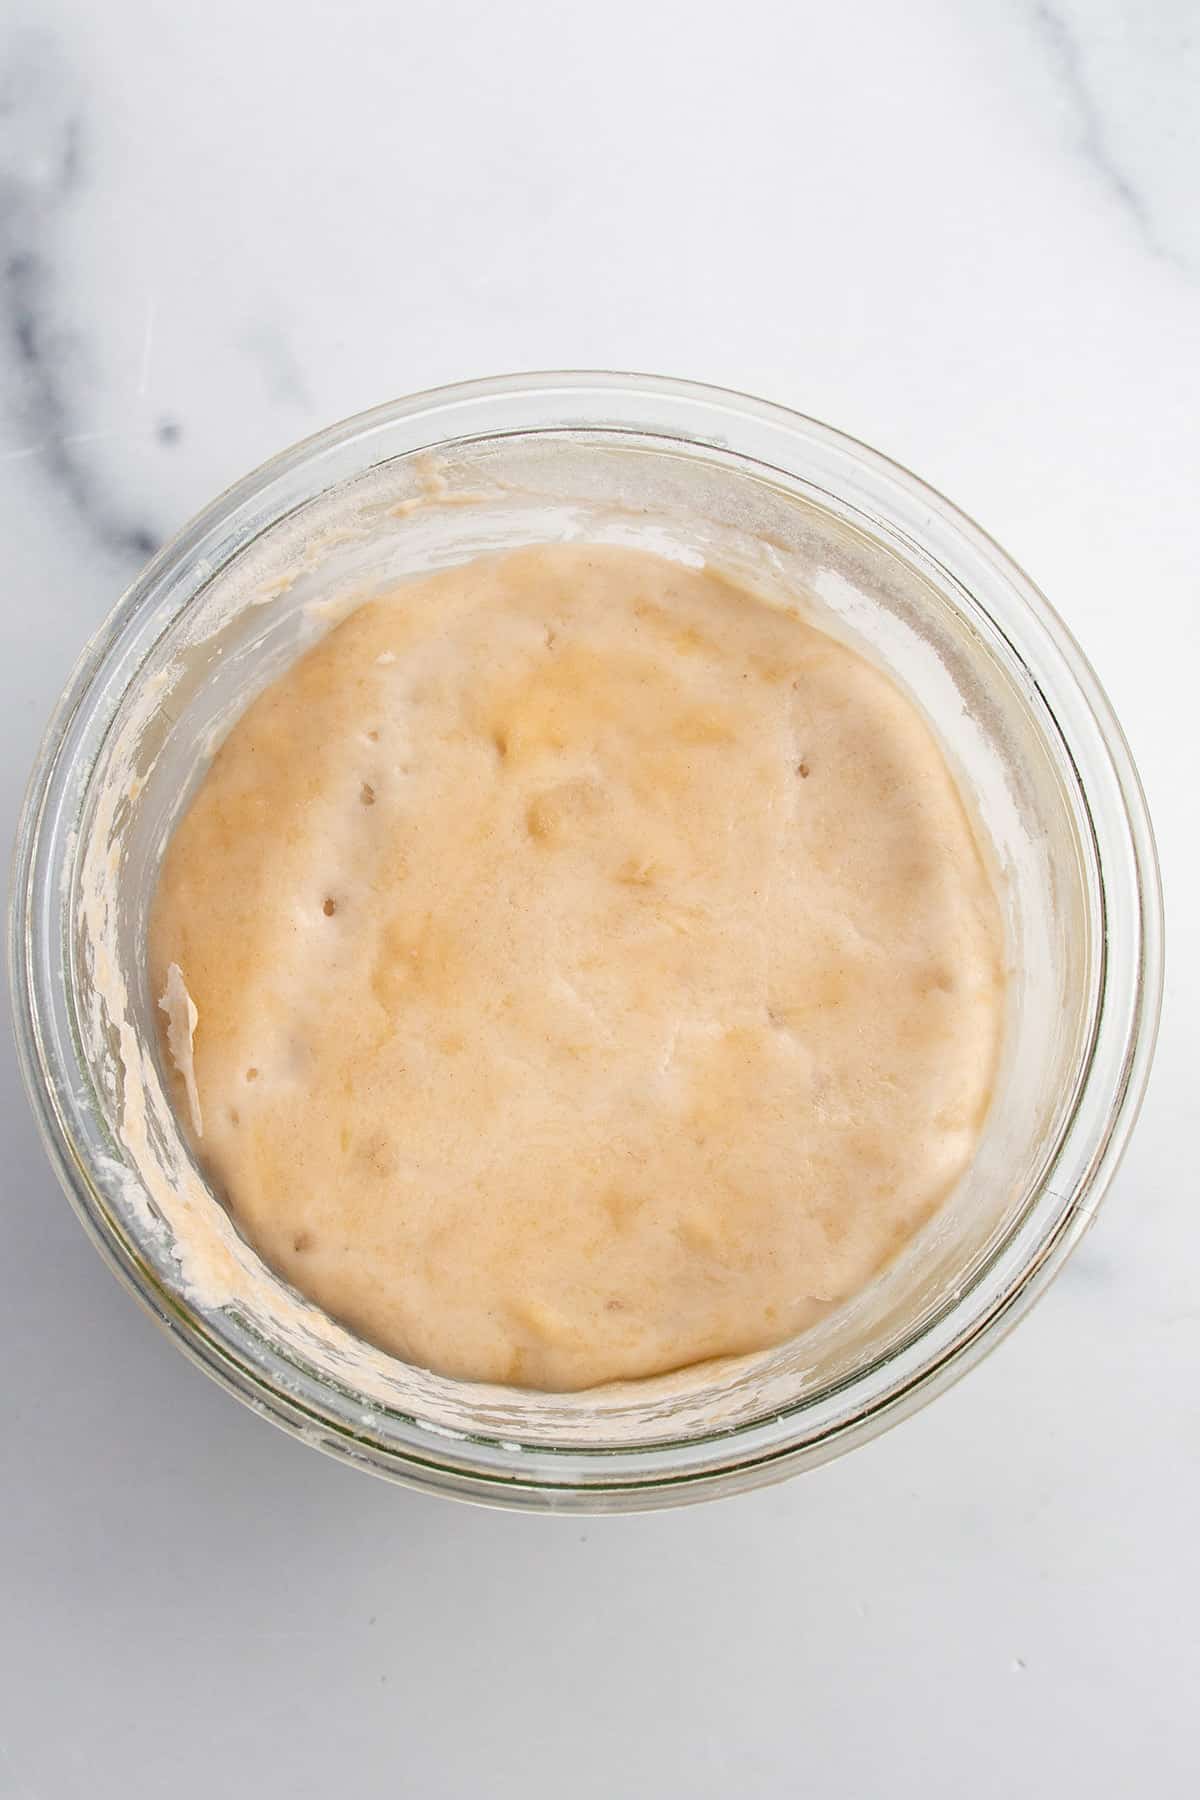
[8,373,1162,1511]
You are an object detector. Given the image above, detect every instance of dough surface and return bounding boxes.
[150,545,1005,1390]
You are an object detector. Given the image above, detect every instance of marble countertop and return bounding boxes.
[2,2,1196,1795]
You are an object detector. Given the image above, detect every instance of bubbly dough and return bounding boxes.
[150,545,1005,1390]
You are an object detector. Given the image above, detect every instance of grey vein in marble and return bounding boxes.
[0,39,161,562]
[1031,1,1189,275]
[239,321,312,410]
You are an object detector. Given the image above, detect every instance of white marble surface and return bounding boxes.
[2,1,1197,1794]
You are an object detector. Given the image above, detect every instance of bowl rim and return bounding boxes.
[8,370,1165,1511]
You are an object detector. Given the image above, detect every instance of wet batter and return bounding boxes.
[150,545,1005,1390]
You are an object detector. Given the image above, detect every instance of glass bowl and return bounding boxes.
[8,373,1162,1511]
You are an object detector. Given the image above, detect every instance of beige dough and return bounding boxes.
[150,545,1005,1390]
